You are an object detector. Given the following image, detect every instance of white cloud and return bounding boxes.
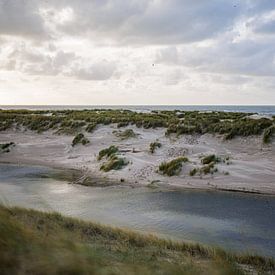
[0,0,275,104]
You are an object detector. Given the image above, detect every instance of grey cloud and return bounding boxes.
[71,61,116,81]
[44,0,244,45]
[156,36,275,77]
[0,0,46,38]
[1,42,116,81]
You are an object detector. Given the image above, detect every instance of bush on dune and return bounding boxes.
[149,141,162,154]
[98,145,119,161]
[263,125,275,144]
[72,133,90,147]
[113,129,138,140]
[98,145,128,172]
[159,157,189,176]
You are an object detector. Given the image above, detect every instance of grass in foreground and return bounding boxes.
[0,206,274,275]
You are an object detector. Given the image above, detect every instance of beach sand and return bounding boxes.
[1,124,275,194]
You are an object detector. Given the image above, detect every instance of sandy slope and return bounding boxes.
[0,124,275,194]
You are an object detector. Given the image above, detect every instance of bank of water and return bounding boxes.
[0,163,275,257]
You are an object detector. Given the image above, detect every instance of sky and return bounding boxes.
[0,0,275,105]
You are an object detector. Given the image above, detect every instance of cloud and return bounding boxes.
[71,61,116,81]
[0,0,275,104]
[0,0,46,38]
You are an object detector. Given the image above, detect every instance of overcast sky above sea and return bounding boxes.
[0,0,275,105]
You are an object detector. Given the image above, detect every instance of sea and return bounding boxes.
[1,105,275,116]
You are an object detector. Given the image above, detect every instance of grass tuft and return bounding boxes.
[72,133,90,147]
[159,157,189,176]
[149,141,162,154]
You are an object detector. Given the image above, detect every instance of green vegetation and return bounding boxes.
[98,145,128,172]
[98,145,119,160]
[72,133,90,147]
[0,205,274,275]
[189,168,198,176]
[200,163,218,175]
[0,142,15,153]
[159,157,189,176]
[86,123,97,133]
[263,125,275,144]
[113,129,137,140]
[100,155,128,172]
[149,141,162,154]
[0,109,274,141]
[201,154,220,165]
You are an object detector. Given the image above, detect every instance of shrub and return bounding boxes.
[0,142,15,153]
[113,129,137,140]
[149,141,161,154]
[189,168,197,176]
[100,155,128,172]
[263,125,275,144]
[98,145,119,160]
[159,157,189,176]
[200,163,218,175]
[72,133,90,147]
[201,155,219,165]
[86,123,96,133]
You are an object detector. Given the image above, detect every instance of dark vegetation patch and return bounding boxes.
[72,133,90,147]
[98,145,128,172]
[0,109,274,141]
[98,145,119,161]
[0,142,15,153]
[112,129,138,140]
[0,205,274,275]
[159,157,189,176]
[263,125,275,144]
[201,154,220,165]
[189,155,230,177]
[100,155,128,172]
[149,141,162,154]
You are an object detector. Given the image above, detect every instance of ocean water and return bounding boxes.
[1,105,275,115]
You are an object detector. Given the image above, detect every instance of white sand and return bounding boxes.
[1,125,275,194]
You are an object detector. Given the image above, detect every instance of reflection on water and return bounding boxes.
[0,164,275,257]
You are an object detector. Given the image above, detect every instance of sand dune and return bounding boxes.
[1,124,275,194]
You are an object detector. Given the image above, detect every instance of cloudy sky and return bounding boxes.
[0,0,275,105]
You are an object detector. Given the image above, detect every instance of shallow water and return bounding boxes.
[1,164,275,257]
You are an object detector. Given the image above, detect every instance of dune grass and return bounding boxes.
[0,205,274,275]
[263,125,275,144]
[100,155,128,172]
[98,145,119,161]
[0,142,15,153]
[159,156,189,176]
[72,133,90,147]
[113,129,138,140]
[0,109,274,141]
[98,145,128,172]
[149,141,162,154]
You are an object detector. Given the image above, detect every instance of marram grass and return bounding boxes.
[1,205,274,275]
